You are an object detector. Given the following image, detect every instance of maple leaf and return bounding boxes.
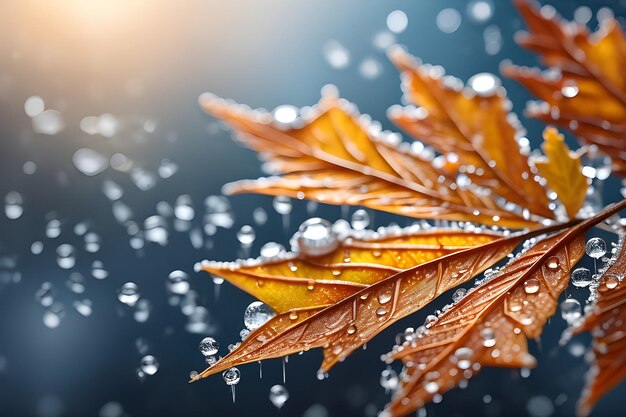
[573,226,626,416]
[197,223,504,313]
[502,0,626,176]
[191,222,573,383]
[381,200,626,417]
[387,47,554,220]
[199,90,549,228]
[534,127,589,219]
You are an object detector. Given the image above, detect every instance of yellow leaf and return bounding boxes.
[388,47,554,220]
[503,0,626,176]
[199,91,546,228]
[199,224,503,313]
[535,127,588,219]
[191,223,576,383]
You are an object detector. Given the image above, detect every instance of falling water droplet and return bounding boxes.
[140,355,159,375]
[468,73,500,96]
[167,270,190,295]
[56,244,76,269]
[4,191,23,220]
[236,225,256,246]
[118,282,140,306]
[72,148,108,176]
[560,298,582,324]
[380,368,399,393]
[269,385,289,409]
[480,328,496,347]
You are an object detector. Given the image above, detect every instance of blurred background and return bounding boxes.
[1,1,625,416]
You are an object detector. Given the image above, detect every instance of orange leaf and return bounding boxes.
[573,226,626,416]
[197,223,503,313]
[534,127,589,219]
[191,228,530,383]
[381,200,626,417]
[502,0,626,176]
[199,90,544,228]
[387,47,554,219]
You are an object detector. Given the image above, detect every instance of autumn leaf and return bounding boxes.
[502,0,626,176]
[199,90,547,228]
[381,200,626,417]
[387,46,554,220]
[197,223,504,313]
[534,127,589,219]
[573,226,626,416]
[190,222,577,384]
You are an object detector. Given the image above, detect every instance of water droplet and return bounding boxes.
[73,299,93,317]
[199,337,219,356]
[561,81,579,98]
[467,0,493,23]
[378,291,392,305]
[468,73,500,96]
[43,303,65,328]
[560,298,581,324]
[546,256,560,271]
[168,270,190,295]
[118,282,140,306]
[387,10,408,33]
[586,238,606,259]
[347,324,357,335]
[480,328,496,347]
[158,159,178,179]
[32,109,64,135]
[144,216,168,246]
[35,282,54,306]
[72,148,108,176]
[424,381,440,394]
[236,225,256,246]
[273,196,292,215]
[24,95,44,117]
[350,209,370,230]
[524,277,540,294]
[140,355,159,375]
[260,242,285,259]
[323,40,350,69]
[4,191,23,220]
[56,244,76,269]
[66,272,85,294]
[603,274,620,290]
[380,368,399,391]
[189,370,198,379]
[571,267,592,288]
[174,195,195,221]
[376,307,387,316]
[297,218,338,256]
[92,260,108,279]
[436,8,462,34]
[452,288,466,303]
[424,315,438,327]
[240,329,250,340]
[273,106,298,124]
[244,301,276,330]
[222,367,240,385]
[269,385,289,409]
[453,347,473,369]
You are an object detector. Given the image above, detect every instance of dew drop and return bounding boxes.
[347,324,357,335]
[297,218,338,256]
[350,209,370,230]
[199,337,219,356]
[586,238,606,259]
[468,73,500,96]
[603,274,620,290]
[243,301,276,330]
[523,277,540,294]
[571,267,592,288]
[546,256,560,271]
[260,242,285,259]
[223,367,241,385]
[480,328,496,347]
[452,288,466,303]
[376,307,387,316]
